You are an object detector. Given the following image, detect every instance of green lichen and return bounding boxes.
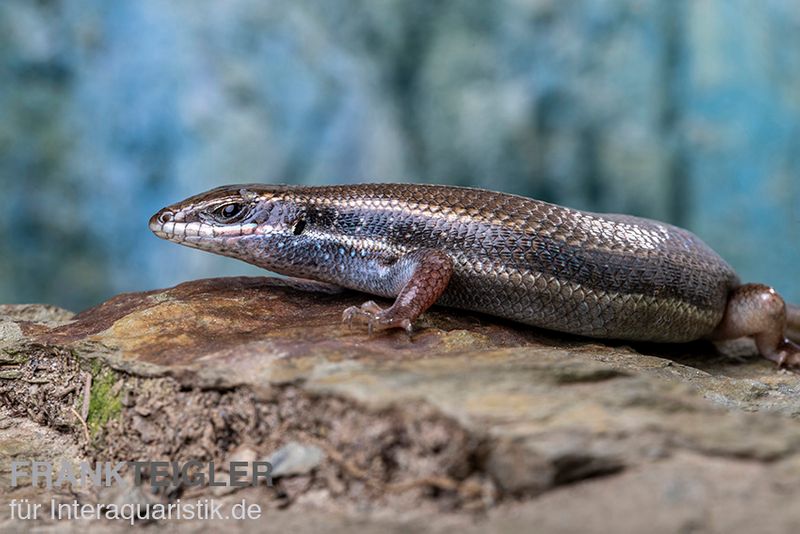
[86,369,122,436]
[0,349,29,365]
[0,369,21,380]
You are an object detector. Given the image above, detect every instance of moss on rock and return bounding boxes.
[86,369,122,436]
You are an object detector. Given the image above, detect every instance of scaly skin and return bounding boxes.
[149,183,800,368]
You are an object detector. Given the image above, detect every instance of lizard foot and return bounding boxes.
[769,340,800,372]
[712,284,800,373]
[342,301,413,336]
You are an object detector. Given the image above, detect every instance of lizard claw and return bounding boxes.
[773,340,800,372]
[341,301,414,336]
[342,301,382,335]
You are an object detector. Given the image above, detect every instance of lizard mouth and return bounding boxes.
[148,210,257,243]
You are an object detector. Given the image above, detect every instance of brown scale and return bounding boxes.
[150,183,800,370]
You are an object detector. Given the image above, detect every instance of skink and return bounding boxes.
[149,183,800,368]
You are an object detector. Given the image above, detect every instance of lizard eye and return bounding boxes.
[212,202,248,223]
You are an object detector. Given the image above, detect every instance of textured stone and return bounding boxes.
[267,442,326,478]
[4,276,800,531]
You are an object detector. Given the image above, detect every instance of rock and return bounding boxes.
[266,442,326,478]
[0,408,91,530]
[3,276,800,532]
[0,304,75,326]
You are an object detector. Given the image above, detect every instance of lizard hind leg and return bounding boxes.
[712,284,800,369]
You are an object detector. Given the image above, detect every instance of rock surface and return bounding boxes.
[3,276,800,532]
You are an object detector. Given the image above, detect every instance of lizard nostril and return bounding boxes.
[158,211,174,224]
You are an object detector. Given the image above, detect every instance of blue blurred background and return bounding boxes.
[1,0,798,312]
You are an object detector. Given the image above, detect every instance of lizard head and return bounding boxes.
[149,184,313,274]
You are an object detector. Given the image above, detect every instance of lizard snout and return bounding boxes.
[149,209,174,234]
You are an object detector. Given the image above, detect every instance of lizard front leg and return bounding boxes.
[342,248,453,335]
[712,284,800,369]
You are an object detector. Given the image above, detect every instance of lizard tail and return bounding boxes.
[788,303,800,343]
